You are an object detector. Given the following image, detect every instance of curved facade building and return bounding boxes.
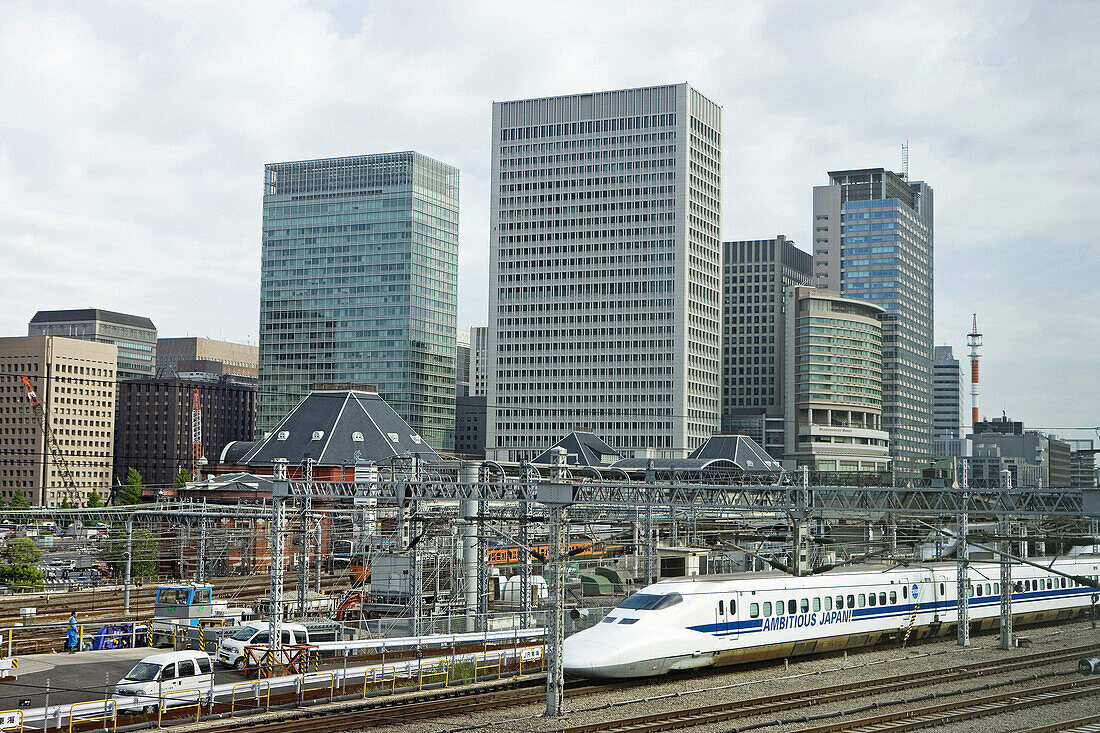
[783,287,890,472]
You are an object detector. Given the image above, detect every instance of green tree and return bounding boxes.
[173,469,192,488]
[101,528,159,579]
[9,492,30,508]
[60,498,72,509]
[85,490,104,508]
[0,537,44,588]
[1,537,42,566]
[116,468,145,505]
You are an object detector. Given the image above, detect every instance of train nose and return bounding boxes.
[563,636,621,678]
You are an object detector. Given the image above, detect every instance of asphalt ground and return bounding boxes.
[0,647,250,711]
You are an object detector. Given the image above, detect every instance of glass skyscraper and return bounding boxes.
[812,168,934,467]
[258,152,459,450]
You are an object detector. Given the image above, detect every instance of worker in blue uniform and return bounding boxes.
[66,611,78,653]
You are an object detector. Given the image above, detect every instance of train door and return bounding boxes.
[716,595,739,639]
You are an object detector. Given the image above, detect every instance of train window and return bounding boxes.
[902,587,907,599]
[976,585,983,596]
[1048,579,1054,589]
[889,591,897,605]
[940,583,945,596]
[730,599,736,614]
[750,603,760,618]
[879,592,886,605]
[825,596,833,611]
[601,616,616,623]
[619,592,683,611]
[801,598,810,613]
[993,583,999,594]
[1062,578,1067,588]
[986,584,992,595]
[813,598,821,612]
[618,618,638,625]
[763,602,772,617]
[835,596,843,610]
[868,593,877,607]
[847,594,855,608]
[788,599,797,615]
[194,589,212,604]
[858,594,866,608]
[718,601,724,615]
[968,585,974,597]
[775,600,784,616]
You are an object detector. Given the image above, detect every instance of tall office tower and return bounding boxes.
[468,326,488,397]
[932,345,964,439]
[783,287,890,472]
[0,336,117,506]
[812,168,934,467]
[486,83,723,461]
[258,152,460,450]
[721,236,811,458]
[29,308,156,380]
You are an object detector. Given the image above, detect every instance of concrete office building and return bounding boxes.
[0,336,116,506]
[258,152,460,450]
[812,168,934,468]
[932,345,964,439]
[1067,439,1097,489]
[29,308,156,380]
[114,377,256,489]
[487,83,723,461]
[721,235,811,458]
[967,416,1072,488]
[456,328,471,397]
[469,326,488,397]
[157,337,258,379]
[783,287,891,472]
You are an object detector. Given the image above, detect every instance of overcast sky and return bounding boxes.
[1,1,1096,438]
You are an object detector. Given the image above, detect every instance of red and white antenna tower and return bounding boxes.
[191,387,202,478]
[967,314,982,428]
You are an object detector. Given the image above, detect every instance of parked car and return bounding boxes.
[111,650,213,713]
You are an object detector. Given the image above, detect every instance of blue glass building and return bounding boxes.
[258,152,459,450]
[812,168,934,467]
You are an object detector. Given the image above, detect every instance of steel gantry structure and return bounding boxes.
[272,460,1099,716]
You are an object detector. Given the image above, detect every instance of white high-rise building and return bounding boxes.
[487,83,722,461]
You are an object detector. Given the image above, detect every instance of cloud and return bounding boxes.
[0,0,1095,429]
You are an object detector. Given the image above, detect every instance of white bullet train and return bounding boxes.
[563,557,1100,678]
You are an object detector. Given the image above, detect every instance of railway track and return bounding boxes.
[0,576,351,624]
[549,643,1100,733]
[202,678,632,733]
[1021,714,1100,733]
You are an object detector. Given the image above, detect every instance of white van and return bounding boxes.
[215,621,309,669]
[112,650,214,713]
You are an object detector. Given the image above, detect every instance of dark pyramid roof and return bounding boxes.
[240,389,439,467]
[687,433,782,471]
[30,308,156,330]
[533,430,621,467]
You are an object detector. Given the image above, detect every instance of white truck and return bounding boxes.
[215,620,310,670]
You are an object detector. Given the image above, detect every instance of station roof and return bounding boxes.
[533,430,622,467]
[239,388,439,467]
[687,433,783,471]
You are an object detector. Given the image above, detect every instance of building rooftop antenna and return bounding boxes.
[901,141,909,180]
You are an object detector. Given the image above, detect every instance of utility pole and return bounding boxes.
[957,477,970,647]
[998,517,1013,650]
[538,447,574,718]
[642,460,655,586]
[270,459,288,662]
[297,458,314,617]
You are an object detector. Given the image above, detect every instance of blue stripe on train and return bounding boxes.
[687,586,1095,637]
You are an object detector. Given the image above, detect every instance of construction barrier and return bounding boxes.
[298,671,335,703]
[473,651,502,682]
[0,709,23,733]
[518,645,544,675]
[418,659,449,691]
[229,680,270,715]
[362,665,397,698]
[157,688,202,727]
[68,700,116,733]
